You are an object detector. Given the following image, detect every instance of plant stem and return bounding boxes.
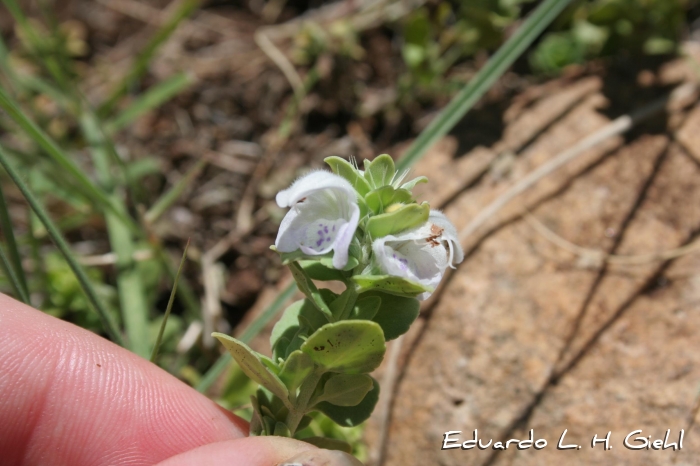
[286,368,324,436]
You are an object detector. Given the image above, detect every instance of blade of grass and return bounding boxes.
[26,207,47,305]
[144,159,207,224]
[0,144,124,344]
[2,0,72,90]
[0,243,30,303]
[105,72,194,134]
[396,0,576,172]
[196,281,298,393]
[0,22,74,113]
[99,0,201,116]
[0,86,140,233]
[80,111,151,358]
[154,246,201,321]
[0,181,29,299]
[0,31,19,93]
[151,239,190,363]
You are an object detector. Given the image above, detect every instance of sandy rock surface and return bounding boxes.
[366,68,700,466]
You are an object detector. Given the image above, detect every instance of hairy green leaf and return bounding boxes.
[301,321,385,374]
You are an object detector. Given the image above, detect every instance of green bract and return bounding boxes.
[215,154,463,450]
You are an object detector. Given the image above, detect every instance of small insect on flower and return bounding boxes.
[372,210,464,300]
[275,170,360,269]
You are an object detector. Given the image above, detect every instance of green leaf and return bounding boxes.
[364,291,420,340]
[352,275,432,298]
[279,249,358,271]
[279,350,315,394]
[349,296,381,321]
[301,321,386,374]
[366,202,429,238]
[262,415,276,436]
[299,260,346,281]
[270,299,304,352]
[297,298,332,334]
[400,176,428,191]
[319,255,359,272]
[249,395,265,436]
[297,415,313,432]
[364,154,396,189]
[365,186,413,215]
[316,373,373,407]
[274,421,292,437]
[300,436,353,453]
[212,333,289,403]
[259,354,281,375]
[315,377,380,427]
[329,287,358,321]
[289,261,334,320]
[324,156,371,196]
[197,282,298,393]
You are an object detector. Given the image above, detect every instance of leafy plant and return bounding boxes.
[214,155,462,449]
[531,0,690,72]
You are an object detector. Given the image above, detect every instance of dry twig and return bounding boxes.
[524,212,700,267]
[458,83,697,243]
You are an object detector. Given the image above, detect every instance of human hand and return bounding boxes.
[0,293,362,466]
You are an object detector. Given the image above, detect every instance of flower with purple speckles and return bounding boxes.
[275,170,360,269]
[372,210,464,300]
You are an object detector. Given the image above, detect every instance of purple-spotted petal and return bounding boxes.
[275,170,359,269]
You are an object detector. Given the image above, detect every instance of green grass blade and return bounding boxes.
[2,0,72,90]
[79,111,151,358]
[196,281,298,393]
[0,182,29,299]
[144,159,207,225]
[0,144,124,345]
[155,246,200,321]
[151,239,190,363]
[396,0,575,172]
[0,32,19,92]
[106,72,193,134]
[0,243,30,303]
[99,0,201,116]
[0,87,139,233]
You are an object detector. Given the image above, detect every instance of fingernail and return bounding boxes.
[277,449,364,466]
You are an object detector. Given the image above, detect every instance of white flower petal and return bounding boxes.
[275,171,359,269]
[276,170,355,207]
[428,210,464,267]
[372,209,463,299]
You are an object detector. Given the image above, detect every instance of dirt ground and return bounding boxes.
[360,57,700,465]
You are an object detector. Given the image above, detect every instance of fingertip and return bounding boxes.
[155,437,317,466]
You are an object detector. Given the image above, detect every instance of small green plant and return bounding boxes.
[530,0,690,73]
[213,154,463,449]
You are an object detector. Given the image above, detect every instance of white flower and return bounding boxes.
[275,171,360,269]
[372,210,464,300]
